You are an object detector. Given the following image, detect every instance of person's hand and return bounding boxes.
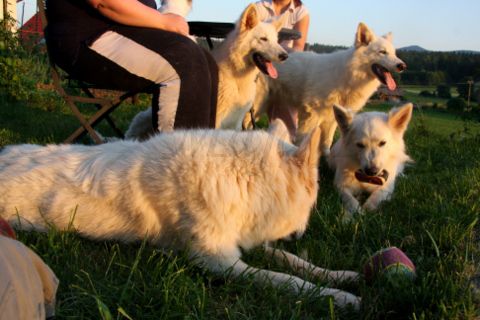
[160,14,189,37]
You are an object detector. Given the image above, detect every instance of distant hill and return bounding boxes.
[398,45,480,54]
[398,45,429,52]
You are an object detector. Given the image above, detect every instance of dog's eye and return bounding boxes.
[356,143,365,149]
[260,37,268,42]
[379,141,387,147]
[379,49,387,55]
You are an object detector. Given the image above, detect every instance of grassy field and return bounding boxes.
[0,86,479,319]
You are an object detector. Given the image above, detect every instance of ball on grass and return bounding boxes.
[364,246,416,284]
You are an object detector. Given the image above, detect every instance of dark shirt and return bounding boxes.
[46,0,157,40]
[45,0,157,69]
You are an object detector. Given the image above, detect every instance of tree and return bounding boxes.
[447,97,467,113]
[456,78,473,99]
[437,84,451,99]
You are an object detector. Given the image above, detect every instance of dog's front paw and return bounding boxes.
[363,197,381,212]
[326,289,361,310]
[342,203,363,222]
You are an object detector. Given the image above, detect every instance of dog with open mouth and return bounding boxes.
[124,4,288,140]
[247,22,406,156]
[328,103,414,218]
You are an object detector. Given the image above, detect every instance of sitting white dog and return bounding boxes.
[328,103,413,218]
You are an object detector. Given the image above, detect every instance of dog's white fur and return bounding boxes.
[125,4,288,140]
[328,103,413,217]
[0,122,359,308]
[248,23,406,156]
[158,0,192,18]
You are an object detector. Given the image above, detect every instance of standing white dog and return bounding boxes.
[249,23,406,155]
[328,103,413,217]
[125,4,288,140]
[0,122,359,309]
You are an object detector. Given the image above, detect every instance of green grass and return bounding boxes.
[0,88,479,319]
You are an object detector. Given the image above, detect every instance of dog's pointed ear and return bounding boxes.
[268,119,291,143]
[239,4,259,32]
[293,127,321,167]
[333,104,353,135]
[383,32,393,43]
[355,22,376,48]
[388,103,413,135]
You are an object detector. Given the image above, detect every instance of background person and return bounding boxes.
[45,0,218,132]
[254,0,310,52]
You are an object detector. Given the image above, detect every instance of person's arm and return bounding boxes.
[292,14,309,51]
[86,0,189,36]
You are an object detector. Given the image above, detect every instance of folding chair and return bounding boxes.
[37,0,140,144]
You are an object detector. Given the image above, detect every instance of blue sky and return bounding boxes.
[188,0,480,51]
[17,0,480,51]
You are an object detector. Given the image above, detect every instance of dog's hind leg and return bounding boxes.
[264,246,359,283]
[320,121,338,157]
[197,253,360,309]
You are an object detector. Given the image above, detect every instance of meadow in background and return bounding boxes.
[1,22,479,319]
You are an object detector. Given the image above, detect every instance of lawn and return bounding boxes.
[0,87,479,319]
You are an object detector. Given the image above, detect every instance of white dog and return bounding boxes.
[125,4,288,140]
[248,23,406,156]
[0,122,359,309]
[328,103,413,217]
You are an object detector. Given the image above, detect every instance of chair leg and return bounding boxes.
[81,87,125,139]
[64,96,104,144]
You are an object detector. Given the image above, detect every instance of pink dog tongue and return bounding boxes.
[385,71,397,91]
[266,61,278,79]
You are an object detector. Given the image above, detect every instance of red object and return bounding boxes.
[19,13,44,44]
[0,217,16,239]
[364,246,415,283]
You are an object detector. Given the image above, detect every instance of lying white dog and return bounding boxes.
[0,121,359,309]
[328,103,413,217]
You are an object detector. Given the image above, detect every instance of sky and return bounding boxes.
[15,0,480,52]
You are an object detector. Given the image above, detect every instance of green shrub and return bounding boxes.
[437,84,451,99]
[419,90,435,97]
[446,97,467,113]
[0,18,49,102]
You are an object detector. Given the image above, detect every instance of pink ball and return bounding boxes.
[364,246,416,284]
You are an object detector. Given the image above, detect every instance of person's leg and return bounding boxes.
[68,27,218,131]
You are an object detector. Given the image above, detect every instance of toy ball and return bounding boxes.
[364,246,416,284]
[0,217,16,239]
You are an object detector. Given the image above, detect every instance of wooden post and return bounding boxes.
[1,0,17,32]
[467,80,473,111]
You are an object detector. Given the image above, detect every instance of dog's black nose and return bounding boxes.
[365,167,380,176]
[397,63,407,72]
[279,53,288,61]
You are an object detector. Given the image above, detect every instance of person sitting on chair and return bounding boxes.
[44,0,218,132]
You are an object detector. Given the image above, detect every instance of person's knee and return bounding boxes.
[170,39,214,79]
